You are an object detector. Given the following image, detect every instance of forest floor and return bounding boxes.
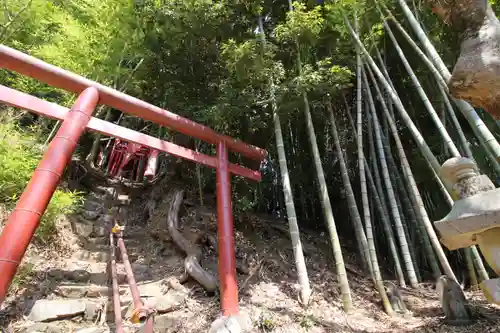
[1,182,500,333]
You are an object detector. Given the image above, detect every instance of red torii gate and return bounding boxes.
[0,45,267,318]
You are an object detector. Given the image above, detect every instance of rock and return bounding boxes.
[82,210,100,221]
[54,285,87,298]
[131,263,151,280]
[209,314,250,333]
[164,277,189,293]
[75,328,110,333]
[67,269,91,282]
[87,262,114,285]
[22,323,63,333]
[55,285,115,298]
[87,285,121,298]
[117,194,131,205]
[153,314,184,331]
[72,249,109,262]
[73,219,94,237]
[115,263,150,283]
[48,269,66,280]
[154,290,187,313]
[84,301,103,321]
[83,200,103,213]
[28,299,86,322]
[65,262,92,282]
[92,225,108,237]
[137,282,164,297]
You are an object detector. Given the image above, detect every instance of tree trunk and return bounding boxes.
[355,27,373,274]
[363,70,419,288]
[392,1,500,162]
[361,60,457,282]
[328,100,392,314]
[345,107,406,287]
[293,2,352,311]
[258,15,311,306]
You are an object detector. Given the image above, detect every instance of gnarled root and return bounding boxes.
[167,189,218,292]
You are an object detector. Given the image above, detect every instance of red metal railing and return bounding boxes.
[110,233,125,333]
[0,45,267,321]
[112,227,154,333]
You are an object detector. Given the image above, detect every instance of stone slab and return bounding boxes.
[209,313,250,333]
[28,299,86,322]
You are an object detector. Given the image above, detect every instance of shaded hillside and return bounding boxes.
[1,173,499,333]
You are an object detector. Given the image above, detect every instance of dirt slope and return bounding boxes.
[0,183,499,333]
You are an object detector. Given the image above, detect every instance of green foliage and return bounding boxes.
[0,120,83,242]
[275,2,324,45]
[1,0,496,278]
[1,0,144,106]
[11,262,35,290]
[293,58,353,93]
[257,312,277,332]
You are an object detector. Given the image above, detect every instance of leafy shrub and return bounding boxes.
[0,121,83,242]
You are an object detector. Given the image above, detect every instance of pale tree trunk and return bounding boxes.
[354,19,373,274]
[392,1,500,162]
[291,1,352,311]
[383,19,461,158]
[302,91,352,311]
[388,15,500,175]
[384,142,423,282]
[381,14,491,282]
[345,107,406,287]
[363,70,419,287]
[258,15,311,305]
[361,58,457,282]
[384,142,441,279]
[328,101,391,314]
[464,248,479,288]
[471,246,489,282]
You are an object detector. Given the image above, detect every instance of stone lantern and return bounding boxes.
[434,157,500,304]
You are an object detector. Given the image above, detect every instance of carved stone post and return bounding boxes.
[426,0,500,117]
[435,157,500,303]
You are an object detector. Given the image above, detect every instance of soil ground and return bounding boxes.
[0,185,499,333]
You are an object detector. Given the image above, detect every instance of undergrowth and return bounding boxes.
[0,117,83,243]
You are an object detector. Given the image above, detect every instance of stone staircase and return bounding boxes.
[16,186,191,333]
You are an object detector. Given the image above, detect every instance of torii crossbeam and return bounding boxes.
[0,45,267,324]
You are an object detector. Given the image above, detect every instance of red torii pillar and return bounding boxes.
[0,45,268,323]
[0,88,99,301]
[216,141,238,316]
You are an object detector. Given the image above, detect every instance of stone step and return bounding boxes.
[27,299,104,323]
[54,284,125,299]
[71,249,109,263]
[48,261,153,286]
[21,311,187,333]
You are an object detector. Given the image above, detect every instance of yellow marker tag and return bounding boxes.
[111,223,121,234]
[130,308,142,324]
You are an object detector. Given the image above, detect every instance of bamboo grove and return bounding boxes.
[2,0,500,315]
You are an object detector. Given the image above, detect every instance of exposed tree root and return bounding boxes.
[167,188,218,292]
